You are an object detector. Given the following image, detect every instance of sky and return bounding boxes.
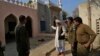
[51,0,87,16]
[23,0,86,16]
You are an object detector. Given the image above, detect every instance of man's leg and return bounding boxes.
[77,43,90,56]
[18,51,29,56]
[56,47,61,56]
[71,42,77,56]
[18,51,23,56]
[0,51,4,56]
[25,51,30,56]
[59,40,65,56]
[0,47,5,56]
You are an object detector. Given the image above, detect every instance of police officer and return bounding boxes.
[73,17,96,56]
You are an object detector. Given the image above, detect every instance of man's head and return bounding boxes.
[64,20,67,24]
[74,17,83,26]
[53,16,57,20]
[55,19,62,26]
[19,15,26,24]
[67,17,73,24]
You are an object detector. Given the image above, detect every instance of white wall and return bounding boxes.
[78,3,100,33]
[78,3,89,25]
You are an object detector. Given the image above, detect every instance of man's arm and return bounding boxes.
[61,26,66,36]
[51,26,57,30]
[84,25,97,45]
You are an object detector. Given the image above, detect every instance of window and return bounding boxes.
[96,19,100,34]
[97,25,99,26]
[96,22,99,24]
[97,30,100,32]
[97,27,99,29]
[97,33,99,34]
[40,21,46,32]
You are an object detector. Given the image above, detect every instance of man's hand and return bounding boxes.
[83,43,90,48]
[61,34,64,36]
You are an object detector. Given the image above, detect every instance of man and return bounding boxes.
[0,41,5,56]
[15,15,30,56]
[51,19,66,56]
[66,17,77,56]
[73,17,96,56]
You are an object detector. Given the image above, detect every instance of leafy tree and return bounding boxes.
[62,11,67,20]
[27,0,33,5]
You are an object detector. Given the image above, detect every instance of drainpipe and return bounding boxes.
[88,0,92,28]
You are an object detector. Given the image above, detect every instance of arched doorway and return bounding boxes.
[25,16,32,38]
[4,14,17,43]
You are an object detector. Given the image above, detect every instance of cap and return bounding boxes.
[55,19,61,23]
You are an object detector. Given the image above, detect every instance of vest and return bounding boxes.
[58,27,65,40]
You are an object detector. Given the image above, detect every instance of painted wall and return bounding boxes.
[0,1,39,45]
[78,3,100,33]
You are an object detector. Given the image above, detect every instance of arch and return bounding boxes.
[25,16,33,37]
[4,14,17,43]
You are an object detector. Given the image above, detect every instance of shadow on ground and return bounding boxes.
[65,50,71,55]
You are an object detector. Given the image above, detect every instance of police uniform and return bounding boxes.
[67,23,77,56]
[76,24,96,56]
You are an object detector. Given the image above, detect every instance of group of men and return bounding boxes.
[52,16,96,56]
[67,17,96,56]
[0,16,97,56]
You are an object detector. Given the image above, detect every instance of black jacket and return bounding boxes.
[15,25,30,52]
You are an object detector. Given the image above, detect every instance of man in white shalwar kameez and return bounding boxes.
[51,19,66,56]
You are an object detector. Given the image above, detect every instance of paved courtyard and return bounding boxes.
[5,42,18,56]
[4,36,54,56]
[50,42,100,56]
[50,34,100,56]
[4,35,100,56]
[50,42,72,56]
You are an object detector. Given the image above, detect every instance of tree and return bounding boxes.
[62,11,67,20]
[27,0,33,5]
